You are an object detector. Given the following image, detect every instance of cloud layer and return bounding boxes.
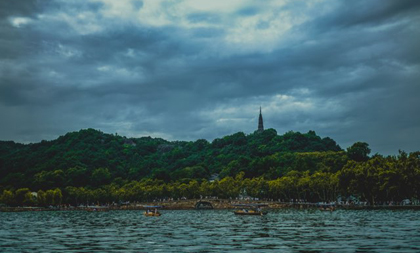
[1,0,419,155]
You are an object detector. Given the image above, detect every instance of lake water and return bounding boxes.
[0,209,419,252]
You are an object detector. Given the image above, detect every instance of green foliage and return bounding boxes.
[15,188,31,206]
[34,170,64,190]
[1,152,419,206]
[0,129,343,188]
[44,188,62,206]
[0,129,419,206]
[91,168,111,187]
[347,142,371,162]
[1,190,15,206]
[23,192,37,206]
[37,190,46,206]
[338,151,420,203]
[65,166,89,187]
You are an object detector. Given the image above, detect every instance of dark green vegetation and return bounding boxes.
[0,128,419,206]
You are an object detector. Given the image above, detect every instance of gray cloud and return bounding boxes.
[0,0,419,155]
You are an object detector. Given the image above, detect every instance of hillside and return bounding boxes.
[0,128,343,190]
[1,129,419,206]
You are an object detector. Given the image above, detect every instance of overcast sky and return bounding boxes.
[1,0,419,155]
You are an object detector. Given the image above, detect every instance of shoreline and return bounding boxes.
[2,199,420,212]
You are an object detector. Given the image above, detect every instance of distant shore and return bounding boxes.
[1,199,420,212]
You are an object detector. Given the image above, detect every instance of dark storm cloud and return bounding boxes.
[322,0,420,29]
[0,0,419,155]
[0,0,40,19]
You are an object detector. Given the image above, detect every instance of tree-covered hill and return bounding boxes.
[1,129,420,207]
[0,128,342,190]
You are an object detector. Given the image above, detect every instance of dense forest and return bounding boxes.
[1,128,419,206]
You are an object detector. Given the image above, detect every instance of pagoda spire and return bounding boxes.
[258,107,264,133]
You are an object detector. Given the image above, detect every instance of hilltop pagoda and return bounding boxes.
[257,107,264,133]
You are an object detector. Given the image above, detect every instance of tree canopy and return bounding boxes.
[1,128,419,206]
[0,128,342,189]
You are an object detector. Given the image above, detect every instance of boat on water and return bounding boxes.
[318,203,336,212]
[143,206,162,216]
[233,204,268,216]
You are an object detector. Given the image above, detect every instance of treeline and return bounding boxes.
[0,128,342,189]
[0,188,62,207]
[2,151,419,206]
[1,128,419,206]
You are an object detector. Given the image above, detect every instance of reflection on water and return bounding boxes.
[1,209,419,252]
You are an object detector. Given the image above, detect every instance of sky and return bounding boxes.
[0,0,419,155]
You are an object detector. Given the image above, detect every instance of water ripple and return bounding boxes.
[0,209,419,252]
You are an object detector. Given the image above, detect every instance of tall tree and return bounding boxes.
[347,142,371,162]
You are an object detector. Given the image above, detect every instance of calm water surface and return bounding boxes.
[0,209,419,252]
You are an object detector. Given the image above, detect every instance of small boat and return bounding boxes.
[233,204,268,216]
[318,203,335,212]
[143,206,162,216]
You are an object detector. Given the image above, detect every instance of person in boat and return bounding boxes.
[144,205,162,216]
